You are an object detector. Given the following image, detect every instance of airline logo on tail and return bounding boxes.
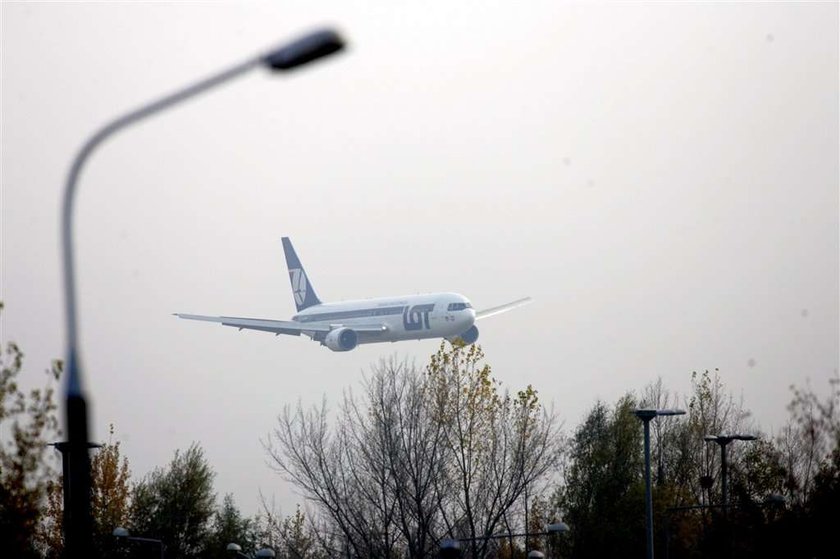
[281,237,322,312]
[290,268,307,307]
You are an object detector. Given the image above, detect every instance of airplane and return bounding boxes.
[174,238,531,352]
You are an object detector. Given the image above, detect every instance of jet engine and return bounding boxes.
[324,327,358,352]
[447,325,479,346]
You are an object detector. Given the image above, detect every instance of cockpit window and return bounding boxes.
[447,302,472,311]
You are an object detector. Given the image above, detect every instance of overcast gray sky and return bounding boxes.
[2,1,838,517]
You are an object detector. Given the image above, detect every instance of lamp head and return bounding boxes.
[440,539,461,559]
[113,527,129,538]
[764,493,786,506]
[705,433,758,444]
[440,539,460,549]
[547,522,570,534]
[263,29,345,71]
[634,408,686,420]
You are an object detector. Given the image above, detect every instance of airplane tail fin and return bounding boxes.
[282,237,322,312]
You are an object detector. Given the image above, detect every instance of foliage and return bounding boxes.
[130,443,216,559]
[429,343,560,559]
[554,394,645,559]
[39,423,134,558]
[203,494,257,559]
[93,424,133,557]
[0,301,63,558]
[267,343,561,559]
[254,500,328,559]
[677,370,752,506]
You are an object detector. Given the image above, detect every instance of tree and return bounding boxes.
[40,423,133,558]
[777,378,839,506]
[267,344,561,559]
[554,394,645,559]
[254,500,328,559]
[203,494,256,559]
[91,424,133,557]
[664,370,753,508]
[759,378,840,559]
[428,343,560,559]
[0,301,62,558]
[130,443,216,559]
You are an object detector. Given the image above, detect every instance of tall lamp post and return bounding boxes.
[61,29,345,558]
[633,408,686,559]
[703,434,758,509]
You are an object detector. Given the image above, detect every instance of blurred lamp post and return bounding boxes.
[113,527,165,559]
[703,434,758,509]
[633,408,686,559]
[61,29,345,558]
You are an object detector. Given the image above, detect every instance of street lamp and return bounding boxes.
[439,539,461,559]
[60,28,346,557]
[663,493,784,559]
[546,522,570,535]
[442,523,570,558]
[633,408,686,559]
[703,434,758,509]
[113,526,166,559]
[227,542,277,558]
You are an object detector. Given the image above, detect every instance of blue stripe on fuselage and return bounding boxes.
[293,305,406,323]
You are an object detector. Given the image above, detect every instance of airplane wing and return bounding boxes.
[174,314,323,336]
[474,297,532,320]
[173,314,388,336]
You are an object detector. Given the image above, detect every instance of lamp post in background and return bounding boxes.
[113,527,166,559]
[227,543,277,558]
[703,434,758,510]
[61,29,345,558]
[633,408,686,559]
[439,539,461,559]
[663,494,785,559]
[441,523,570,558]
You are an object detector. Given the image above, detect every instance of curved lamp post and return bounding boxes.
[62,29,345,557]
[113,526,166,559]
[633,408,686,559]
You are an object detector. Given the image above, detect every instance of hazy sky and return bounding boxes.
[2,1,838,517]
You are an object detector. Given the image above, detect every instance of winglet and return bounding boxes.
[281,237,323,312]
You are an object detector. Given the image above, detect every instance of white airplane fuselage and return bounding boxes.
[292,292,476,345]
